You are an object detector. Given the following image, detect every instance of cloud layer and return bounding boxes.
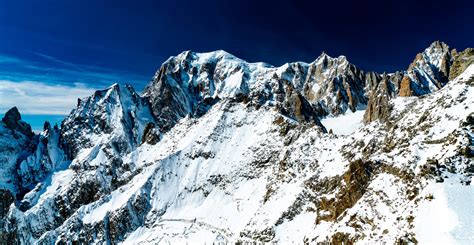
[0,80,97,115]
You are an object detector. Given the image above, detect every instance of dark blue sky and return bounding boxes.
[0,0,473,92]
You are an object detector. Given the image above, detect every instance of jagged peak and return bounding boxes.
[2,106,21,123]
[406,40,453,73]
[314,51,331,63]
[317,51,329,59]
[72,83,141,115]
[88,83,120,100]
[92,83,137,98]
[1,106,33,137]
[313,51,350,67]
[43,121,51,132]
[109,82,119,89]
[426,40,450,52]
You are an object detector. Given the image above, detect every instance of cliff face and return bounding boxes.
[60,84,155,159]
[363,74,398,123]
[449,48,474,80]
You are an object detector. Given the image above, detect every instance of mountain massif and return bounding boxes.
[0,41,473,244]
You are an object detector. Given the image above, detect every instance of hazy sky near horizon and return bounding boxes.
[0,0,473,120]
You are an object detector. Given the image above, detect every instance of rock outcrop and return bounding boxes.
[449,48,474,80]
[366,41,457,122]
[364,73,398,123]
[1,107,33,138]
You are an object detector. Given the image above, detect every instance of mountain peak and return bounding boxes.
[2,106,21,123]
[171,49,240,64]
[427,40,450,52]
[314,52,350,67]
[400,40,454,96]
[1,107,33,137]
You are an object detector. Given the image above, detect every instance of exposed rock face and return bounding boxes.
[449,48,474,80]
[316,160,374,224]
[399,41,454,96]
[398,75,413,97]
[0,189,14,242]
[1,107,33,138]
[366,41,457,122]
[298,53,368,115]
[16,122,66,197]
[141,122,161,145]
[364,74,398,122]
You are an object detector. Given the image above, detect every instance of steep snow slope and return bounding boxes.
[415,176,474,244]
[5,65,473,244]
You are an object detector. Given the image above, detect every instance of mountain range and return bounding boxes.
[0,41,473,244]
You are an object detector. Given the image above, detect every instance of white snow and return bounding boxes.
[415,177,474,244]
[220,70,244,97]
[321,110,365,135]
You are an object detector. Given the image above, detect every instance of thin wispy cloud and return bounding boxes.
[0,52,150,115]
[33,52,89,72]
[0,54,23,64]
[0,53,150,86]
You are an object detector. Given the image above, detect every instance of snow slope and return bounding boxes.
[415,176,474,244]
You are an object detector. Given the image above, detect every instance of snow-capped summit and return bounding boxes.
[144,49,371,130]
[143,50,325,133]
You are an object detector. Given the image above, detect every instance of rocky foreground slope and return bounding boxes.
[0,41,473,244]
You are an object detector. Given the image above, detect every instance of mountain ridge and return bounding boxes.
[0,41,473,244]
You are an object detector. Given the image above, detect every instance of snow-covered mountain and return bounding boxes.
[1,41,473,244]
